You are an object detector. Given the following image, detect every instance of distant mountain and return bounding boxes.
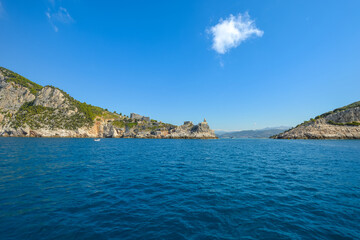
[217,127,290,139]
[0,67,216,139]
[214,130,229,135]
[272,101,360,139]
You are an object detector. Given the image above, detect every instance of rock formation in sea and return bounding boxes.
[272,102,360,139]
[0,67,217,139]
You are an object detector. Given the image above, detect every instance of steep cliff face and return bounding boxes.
[272,103,360,139]
[34,87,72,110]
[0,67,217,139]
[0,71,36,112]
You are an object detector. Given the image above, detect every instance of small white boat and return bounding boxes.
[94,139,101,142]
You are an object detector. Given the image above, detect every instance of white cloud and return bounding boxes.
[46,6,73,32]
[209,13,263,54]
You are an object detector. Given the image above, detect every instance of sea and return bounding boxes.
[0,138,359,239]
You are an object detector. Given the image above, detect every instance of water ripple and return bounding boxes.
[0,138,359,239]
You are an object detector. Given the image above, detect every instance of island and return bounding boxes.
[272,101,360,139]
[0,67,217,139]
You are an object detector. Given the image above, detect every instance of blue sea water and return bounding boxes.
[0,138,359,240]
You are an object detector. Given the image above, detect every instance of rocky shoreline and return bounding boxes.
[272,105,360,139]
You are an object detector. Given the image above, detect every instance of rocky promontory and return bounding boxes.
[0,67,217,139]
[272,102,360,139]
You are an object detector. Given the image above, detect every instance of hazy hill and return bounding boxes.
[218,127,289,139]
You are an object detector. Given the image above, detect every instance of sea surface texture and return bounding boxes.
[0,138,359,239]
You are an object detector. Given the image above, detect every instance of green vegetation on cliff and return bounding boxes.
[52,86,106,121]
[327,120,360,126]
[11,100,93,130]
[0,67,43,95]
[112,120,140,129]
[112,120,125,128]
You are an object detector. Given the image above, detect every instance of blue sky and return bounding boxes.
[1,0,360,131]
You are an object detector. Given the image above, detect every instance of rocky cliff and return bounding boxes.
[272,102,360,139]
[0,67,217,139]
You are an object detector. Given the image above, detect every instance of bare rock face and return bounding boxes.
[34,87,68,109]
[273,105,360,139]
[103,123,120,138]
[325,107,360,123]
[33,86,78,116]
[0,75,35,112]
[166,121,216,139]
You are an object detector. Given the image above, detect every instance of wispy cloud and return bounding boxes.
[209,13,263,54]
[46,6,73,32]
